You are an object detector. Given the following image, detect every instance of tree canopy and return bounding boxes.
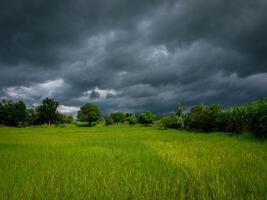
[77,103,100,126]
[36,98,59,125]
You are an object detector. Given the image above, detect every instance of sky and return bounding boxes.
[0,0,267,115]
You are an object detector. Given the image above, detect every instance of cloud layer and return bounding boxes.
[1,0,267,115]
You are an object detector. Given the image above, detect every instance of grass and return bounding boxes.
[0,125,266,200]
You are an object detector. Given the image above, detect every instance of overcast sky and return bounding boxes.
[0,0,267,115]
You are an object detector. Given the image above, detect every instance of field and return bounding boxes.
[0,125,266,200]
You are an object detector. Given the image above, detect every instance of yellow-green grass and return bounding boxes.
[0,125,266,199]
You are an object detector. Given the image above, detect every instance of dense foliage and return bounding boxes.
[0,96,266,138]
[0,100,27,126]
[36,98,59,125]
[105,115,114,126]
[183,99,267,138]
[184,104,220,132]
[0,98,73,127]
[138,111,156,125]
[110,112,125,124]
[126,114,138,125]
[77,103,100,126]
[159,115,182,129]
[56,113,73,125]
[217,99,267,138]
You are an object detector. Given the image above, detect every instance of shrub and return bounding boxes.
[126,114,138,125]
[111,112,125,124]
[0,100,27,126]
[184,104,220,132]
[159,115,182,129]
[56,113,73,124]
[105,115,114,126]
[249,99,267,138]
[138,111,156,126]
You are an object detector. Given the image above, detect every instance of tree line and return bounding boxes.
[0,98,73,126]
[159,99,267,139]
[0,97,266,138]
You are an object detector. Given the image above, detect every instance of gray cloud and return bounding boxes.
[0,0,266,115]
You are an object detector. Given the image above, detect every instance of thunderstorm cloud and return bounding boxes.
[0,0,267,115]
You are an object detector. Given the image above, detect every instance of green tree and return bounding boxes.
[176,101,185,128]
[26,108,38,126]
[111,112,125,124]
[13,101,27,126]
[56,113,73,124]
[105,115,114,126]
[36,98,59,125]
[184,104,206,130]
[160,115,182,129]
[77,103,100,126]
[138,111,156,126]
[126,114,137,125]
[184,104,221,132]
[0,100,26,126]
[0,101,5,124]
[176,101,184,117]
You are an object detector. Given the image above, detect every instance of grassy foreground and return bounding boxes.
[0,125,266,200]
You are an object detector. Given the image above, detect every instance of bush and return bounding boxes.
[159,115,182,129]
[138,111,156,126]
[55,113,73,124]
[111,112,125,124]
[184,104,220,132]
[126,114,138,125]
[105,115,114,126]
[249,99,267,138]
[0,100,27,126]
[217,107,249,134]
[215,99,267,137]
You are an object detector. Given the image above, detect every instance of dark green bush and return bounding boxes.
[249,99,267,138]
[159,115,182,129]
[0,100,27,126]
[111,112,125,124]
[126,114,138,125]
[184,104,220,132]
[105,115,114,126]
[138,111,156,126]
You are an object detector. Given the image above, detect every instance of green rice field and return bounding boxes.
[0,125,266,199]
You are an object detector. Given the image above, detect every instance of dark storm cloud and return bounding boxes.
[0,0,266,115]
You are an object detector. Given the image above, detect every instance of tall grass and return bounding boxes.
[0,125,266,199]
[218,98,267,137]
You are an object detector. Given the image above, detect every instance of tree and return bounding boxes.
[176,101,185,128]
[36,98,59,125]
[184,104,221,132]
[159,115,182,129]
[126,114,137,125]
[56,113,73,124]
[184,104,206,130]
[138,111,156,126]
[105,115,114,126]
[176,101,184,117]
[0,100,12,125]
[12,101,27,126]
[0,100,26,126]
[0,101,5,124]
[26,108,38,126]
[111,112,125,124]
[77,103,100,126]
